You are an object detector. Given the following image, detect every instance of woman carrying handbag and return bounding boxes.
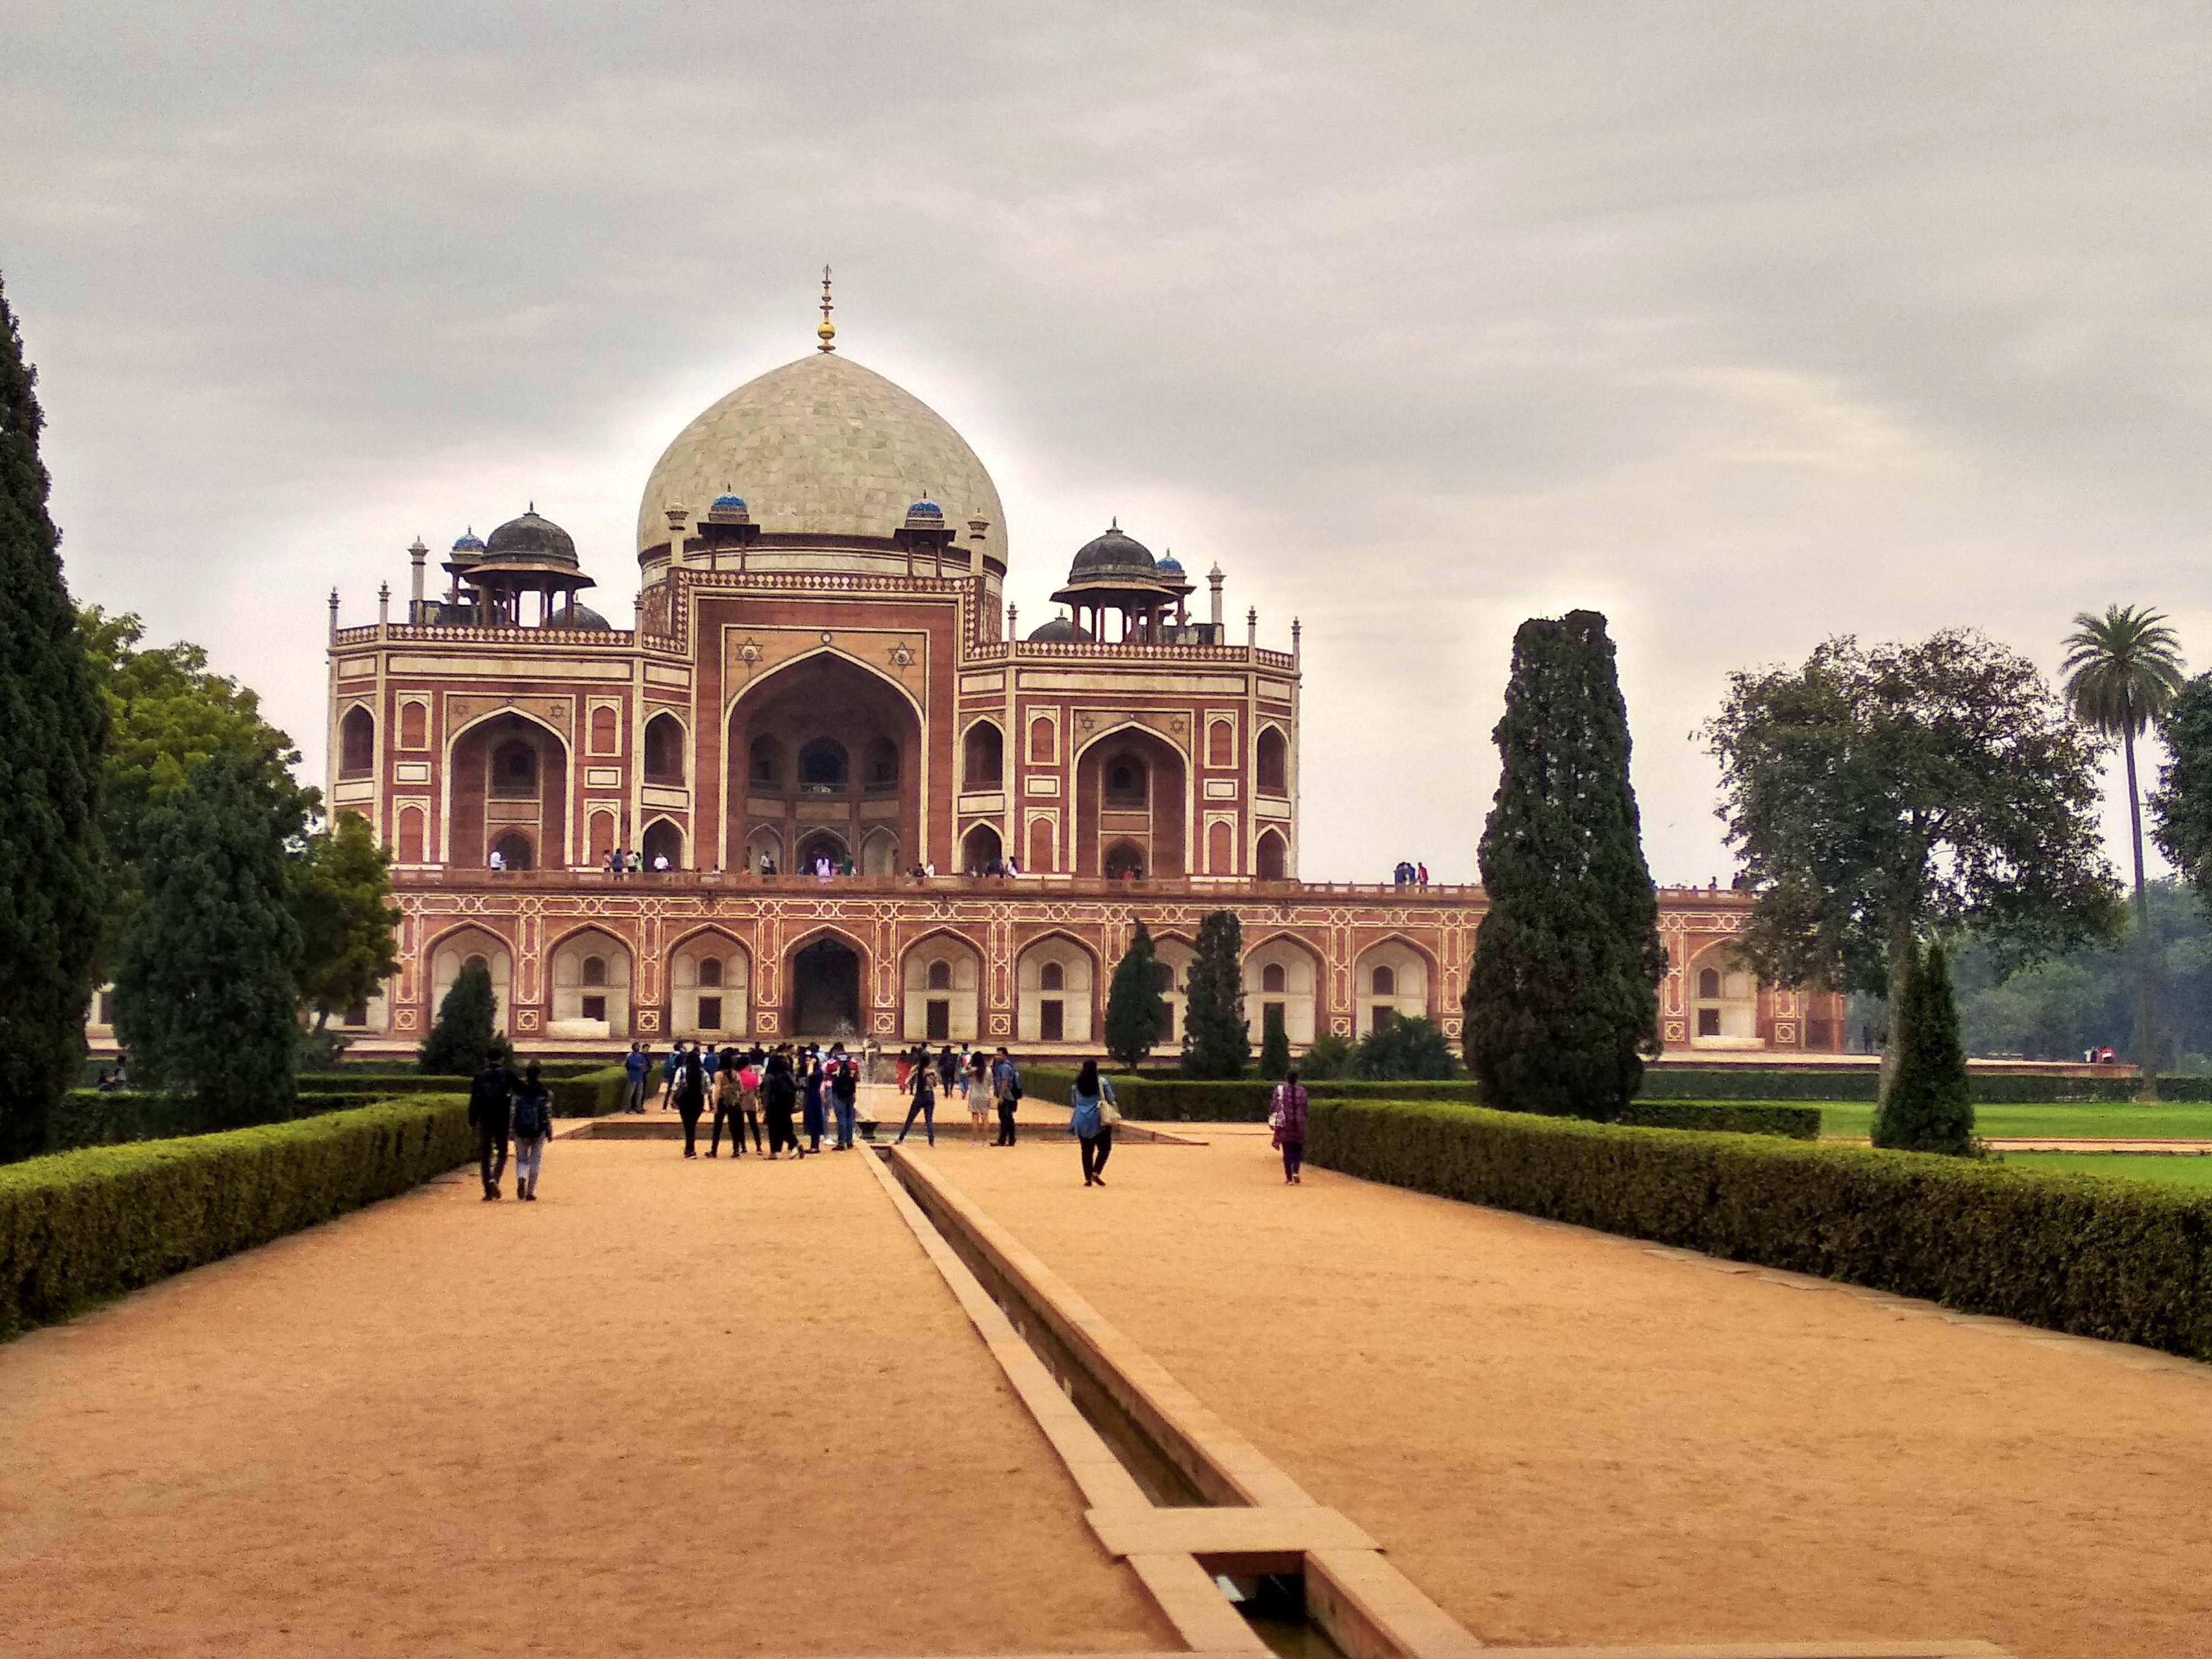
[1270,1068,1308,1184]
[1069,1060,1119,1187]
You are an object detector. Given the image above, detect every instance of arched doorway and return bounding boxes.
[1074,727,1187,877]
[791,935,862,1037]
[962,822,1003,874]
[726,653,921,877]
[796,829,850,874]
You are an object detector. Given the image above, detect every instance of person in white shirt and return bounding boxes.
[488,848,505,872]
[653,852,670,872]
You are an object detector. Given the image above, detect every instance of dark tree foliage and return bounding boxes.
[1180,910,1250,1079]
[113,751,303,1119]
[1355,1015,1457,1080]
[1103,918,1173,1069]
[1464,611,1665,1119]
[0,275,107,1160]
[1874,941,1975,1155]
[1707,630,2117,1086]
[1258,1004,1291,1081]
[419,959,502,1076]
[2152,674,2212,908]
[1298,1033,1355,1081]
[291,810,400,1030]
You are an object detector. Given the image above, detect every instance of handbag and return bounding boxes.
[1100,1094,1123,1127]
[1266,1083,1285,1131]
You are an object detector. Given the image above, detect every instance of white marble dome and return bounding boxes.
[637,352,1005,559]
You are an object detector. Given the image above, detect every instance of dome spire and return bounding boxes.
[817,264,836,353]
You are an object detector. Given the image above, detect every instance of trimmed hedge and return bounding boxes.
[42,1089,395,1159]
[1,1097,473,1340]
[548,1066,630,1118]
[1307,1100,2212,1361]
[1020,1069,1817,1136]
[1640,1068,2212,1104]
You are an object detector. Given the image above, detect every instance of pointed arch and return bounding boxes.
[1243,931,1323,1047]
[901,927,984,1042]
[668,925,752,1038]
[1015,929,1100,1045]
[444,706,573,870]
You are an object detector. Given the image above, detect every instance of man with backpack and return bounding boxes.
[991,1047,1021,1146]
[828,1044,860,1149]
[467,1053,516,1201]
[510,1061,553,1201]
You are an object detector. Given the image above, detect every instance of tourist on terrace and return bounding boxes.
[1270,1068,1310,1185]
[467,1053,515,1200]
[675,1046,708,1158]
[607,847,625,880]
[510,1061,552,1201]
[895,1050,938,1147]
[1068,1060,1118,1187]
[828,1044,860,1150]
[488,847,505,873]
[1416,862,1429,890]
[991,1047,1020,1146]
[622,1041,650,1112]
[763,1051,803,1157]
[627,849,643,876]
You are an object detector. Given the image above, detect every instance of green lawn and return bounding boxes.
[1998,1151,2212,1190]
[1814,1101,2212,1141]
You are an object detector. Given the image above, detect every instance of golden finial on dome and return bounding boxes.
[817,264,836,352]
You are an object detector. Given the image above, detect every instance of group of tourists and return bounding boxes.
[647,1040,864,1160]
[1390,860,1430,889]
[603,847,671,878]
[892,1044,1022,1147]
[467,1056,555,1201]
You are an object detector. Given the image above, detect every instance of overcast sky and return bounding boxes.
[6,4,2208,884]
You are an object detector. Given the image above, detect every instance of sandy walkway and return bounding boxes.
[925,1129,2212,1659]
[0,1139,1174,1659]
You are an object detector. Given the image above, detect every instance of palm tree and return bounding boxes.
[2063,604,2186,1092]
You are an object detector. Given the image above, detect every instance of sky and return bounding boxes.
[5,3,2209,885]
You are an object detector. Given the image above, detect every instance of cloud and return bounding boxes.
[6,2,2208,883]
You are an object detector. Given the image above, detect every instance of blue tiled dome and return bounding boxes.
[906,498,943,518]
[451,526,485,555]
[1156,551,1184,573]
[711,492,748,512]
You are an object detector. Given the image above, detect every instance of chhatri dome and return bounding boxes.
[635,314,1005,558]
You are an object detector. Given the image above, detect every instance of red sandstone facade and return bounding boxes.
[292,331,1840,1060]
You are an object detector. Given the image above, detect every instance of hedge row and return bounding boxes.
[1016,1070,1817,1137]
[1639,1068,2212,1103]
[548,1066,630,1118]
[0,1097,473,1340]
[1307,1100,2212,1360]
[39,1089,399,1160]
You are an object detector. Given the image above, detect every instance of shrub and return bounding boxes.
[1299,1034,1355,1080]
[38,1088,394,1157]
[419,961,502,1075]
[1180,911,1250,1078]
[1104,920,1172,1070]
[547,1065,629,1118]
[1353,1015,1457,1080]
[1307,1100,2212,1361]
[0,1096,472,1339]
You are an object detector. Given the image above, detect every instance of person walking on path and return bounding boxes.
[936,1044,959,1103]
[676,1046,708,1158]
[622,1041,650,1113]
[763,1051,804,1158]
[896,1052,938,1146]
[510,1060,552,1201]
[800,1048,828,1153]
[829,1045,860,1149]
[708,1046,744,1156]
[990,1047,1020,1146]
[468,1055,515,1200]
[659,1041,683,1109]
[966,1052,992,1144]
[736,1053,766,1154]
[1270,1068,1310,1185]
[1069,1059,1118,1187]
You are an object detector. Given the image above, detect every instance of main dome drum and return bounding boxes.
[637,352,1005,559]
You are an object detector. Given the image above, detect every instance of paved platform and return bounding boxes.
[930,1134,2212,1659]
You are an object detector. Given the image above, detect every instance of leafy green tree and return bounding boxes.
[1179,910,1250,1079]
[2152,674,2212,916]
[2063,605,2185,1096]
[0,275,108,1159]
[290,810,400,1033]
[1707,630,2117,1090]
[1355,1014,1456,1080]
[80,605,317,976]
[1873,941,1975,1155]
[1465,611,1665,1119]
[1258,1004,1291,1080]
[419,959,502,1076]
[113,751,304,1119]
[1103,918,1173,1068]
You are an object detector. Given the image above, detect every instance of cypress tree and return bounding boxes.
[0,275,107,1159]
[1258,1004,1291,1081]
[1873,941,1976,1155]
[420,960,500,1076]
[1103,918,1173,1069]
[1180,909,1250,1079]
[113,751,302,1120]
[1464,609,1666,1119]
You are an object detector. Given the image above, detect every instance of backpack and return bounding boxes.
[513,1090,550,1140]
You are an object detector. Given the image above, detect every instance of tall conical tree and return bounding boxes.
[1464,610,1665,1119]
[1258,1004,1291,1081]
[1103,918,1173,1069]
[419,959,501,1076]
[1180,910,1250,1079]
[1872,941,1975,1155]
[113,750,302,1120]
[0,275,107,1159]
